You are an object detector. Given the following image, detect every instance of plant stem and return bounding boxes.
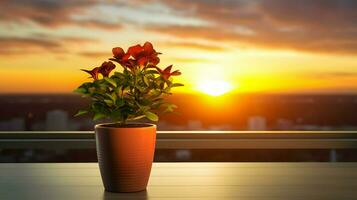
[119,119,127,126]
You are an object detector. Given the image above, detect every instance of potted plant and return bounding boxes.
[74,42,183,192]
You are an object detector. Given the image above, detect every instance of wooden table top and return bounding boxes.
[0,163,356,200]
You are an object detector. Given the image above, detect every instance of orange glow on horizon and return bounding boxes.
[1,25,357,94]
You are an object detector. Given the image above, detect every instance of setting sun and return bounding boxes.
[197,80,233,96]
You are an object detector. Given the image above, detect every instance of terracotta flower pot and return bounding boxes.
[95,123,156,192]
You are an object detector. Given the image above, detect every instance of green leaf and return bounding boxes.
[171,83,184,87]
[116,98,124,107]
[129,115,146,121]
[164,104,178,113]
[104,77,117,87]
[114,72,125,78]
[139,99,151,106]
[163,87,171,93]
[111,92,117,101]
[145,111,158,121]
[92,79,102,87]
[146,70,159,74]
[110,109,122,120]
[88,87,96,94]
[93,113,106,121]
[143,76,150,86]
[105,93,117,102]
[74,110,88,117]
[92,102,109,116]
[104,99,113,105]
[73,87,87,94]
[150,90,162,97]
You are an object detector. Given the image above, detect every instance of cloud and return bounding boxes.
[59,36,98,45]
[255,0,357,53]
[161,41,227,52]
[76,19,122,30]
[1,0,356,54]
[0,35,97,56]
[0,0,92,26]
[0,37,63,55]
[304,72,357,79]
[260,0,357,31]
[146,0,357,54]
[147,25,239,41]
[77,51,110,58]
[170,57,210,63]
[0,0,121,30]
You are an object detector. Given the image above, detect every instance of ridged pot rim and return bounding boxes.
[95,122,156,130]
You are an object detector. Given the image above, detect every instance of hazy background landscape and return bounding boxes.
[1,0,357,162]
[1,93,357,131]
[1,0,357,131]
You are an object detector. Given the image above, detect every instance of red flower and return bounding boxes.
[156,65,181,80]
[110,42,161,70]
[99,61,116,77]
[112,47,125,59]
[110,47,131,67]
[127,44,143,59]
[81,67,100,80]
[127,42,160,66]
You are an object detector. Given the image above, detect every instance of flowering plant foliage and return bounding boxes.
[74,42,183,124]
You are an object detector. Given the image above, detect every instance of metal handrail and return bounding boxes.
[0,131,357,150]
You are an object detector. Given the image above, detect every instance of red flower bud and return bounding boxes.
[156,65,181,80]
[99,61,116,77]
[112,47,125,60]
[81,67,100,80]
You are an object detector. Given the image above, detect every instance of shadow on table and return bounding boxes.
[102,190,148,199]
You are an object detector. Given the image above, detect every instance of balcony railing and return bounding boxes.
[1,131,357,162]
[1,131,357,148]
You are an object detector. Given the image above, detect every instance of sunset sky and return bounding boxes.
[0,0,357,94]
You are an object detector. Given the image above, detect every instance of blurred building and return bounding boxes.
[46,110,69,131]
[276,118,294,130]
[208,124,232,130]
[0,118,25,131]
[187,120,203,130]
[248,116,266,130]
